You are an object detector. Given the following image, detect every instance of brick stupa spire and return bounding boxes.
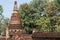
[9,0,21,29]
[13,0,18,11]
[8,1,26,40]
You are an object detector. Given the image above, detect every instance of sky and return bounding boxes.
[0,0,32,19]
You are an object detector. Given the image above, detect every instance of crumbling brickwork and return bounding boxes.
[32,32,60,40]
[0,1,32,40]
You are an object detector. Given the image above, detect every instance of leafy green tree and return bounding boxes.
[0,5,9,35]
[19,0,60,33]
[0,5,3,15]
[19,0,47,33]
[0,5,3,34]
[19,3,35,34]
[44,0,60,32]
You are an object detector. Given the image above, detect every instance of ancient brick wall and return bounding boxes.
[21,34,32,40]
[32,32,60,40]
[0,36,6,40]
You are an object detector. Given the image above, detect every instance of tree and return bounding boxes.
[43,0,60,32]
[19,0,48,33]
[0,5,3,15]
[0,5,9,35]
[19,0,60,33]
[0,5,3,34]
[19,3,35,34]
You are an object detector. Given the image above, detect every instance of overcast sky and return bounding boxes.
[0,0,32,19]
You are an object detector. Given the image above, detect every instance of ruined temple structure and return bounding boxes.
[1,0,60,40]
[0,0,32,40]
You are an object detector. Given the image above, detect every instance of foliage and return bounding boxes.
[19,3,35,34]
[19,0,60,33]
[0,5,3,15]
[0,5,9,34]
